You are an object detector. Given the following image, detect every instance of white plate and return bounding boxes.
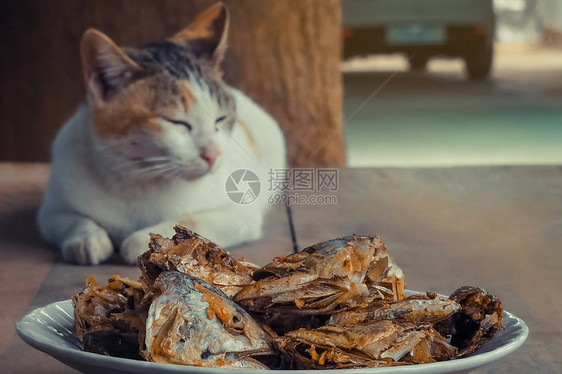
[16,294,528,374]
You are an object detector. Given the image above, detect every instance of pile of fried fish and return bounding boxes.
[73,226,504,369]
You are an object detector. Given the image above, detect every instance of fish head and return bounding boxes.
[143,271,273,368]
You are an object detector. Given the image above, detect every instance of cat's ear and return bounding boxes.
[172,2,229,67]
[81,29,142,101]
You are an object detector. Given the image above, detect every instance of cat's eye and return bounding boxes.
[215,116,227,132]
[163,117,192,131]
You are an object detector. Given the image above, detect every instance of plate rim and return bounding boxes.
[16,294,529,373]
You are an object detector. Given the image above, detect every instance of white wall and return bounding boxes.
[538,0,562,32]
[494,0,542,42]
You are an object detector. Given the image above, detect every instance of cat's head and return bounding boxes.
[81,2,235,181]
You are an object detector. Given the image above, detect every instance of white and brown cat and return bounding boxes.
[38,3,286,265]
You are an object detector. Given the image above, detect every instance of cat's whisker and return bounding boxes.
[139,163,178,173]
[109,157,174,174]
[169,166,187,180]
[119,156,173,166]
[159,163,201,182]
[140,156,175,162]
[173,168,192,181]
[127,162,183,182]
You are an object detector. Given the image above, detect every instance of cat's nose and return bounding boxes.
[200,147,221,167]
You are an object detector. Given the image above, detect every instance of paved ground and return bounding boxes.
[343,43,562,167]
[2,164,561,373]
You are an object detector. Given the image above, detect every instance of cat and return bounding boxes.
[37,3,286,265]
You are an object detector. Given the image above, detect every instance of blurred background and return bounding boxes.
[0,0,561,167]
[0,4,560,372]
[342,0,562,167]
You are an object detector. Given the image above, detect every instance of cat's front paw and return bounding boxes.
[61,227,113,265]
[120,231,151,265]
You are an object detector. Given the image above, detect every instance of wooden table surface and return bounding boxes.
[0,163,560,373]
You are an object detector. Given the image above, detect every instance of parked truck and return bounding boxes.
[342,0,496,80]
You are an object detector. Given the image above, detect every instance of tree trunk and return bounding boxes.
[0,0,345,166]
[222,0,345,167]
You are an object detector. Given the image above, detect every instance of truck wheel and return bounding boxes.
[408,54,429,71]
[465,43,493,80]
